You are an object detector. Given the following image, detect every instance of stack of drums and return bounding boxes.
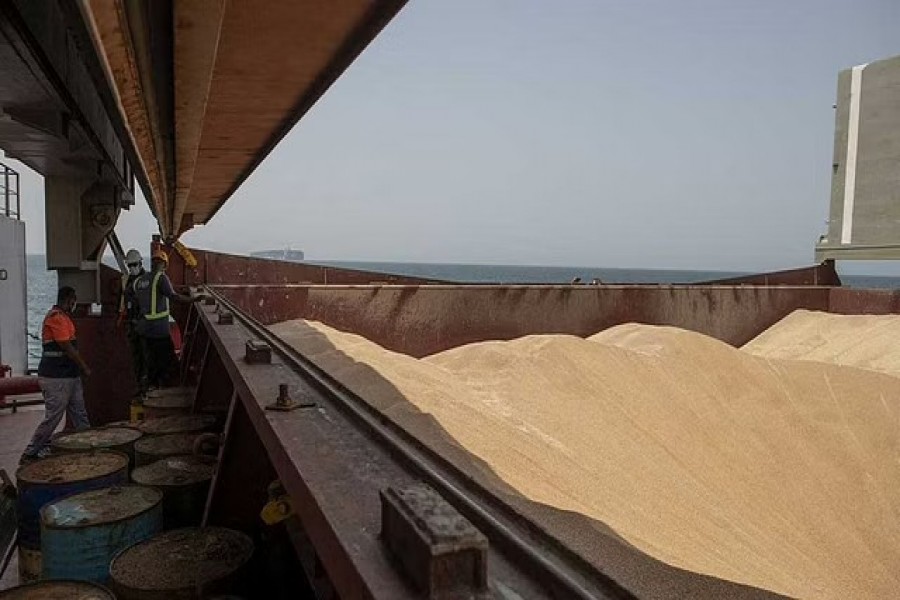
[16,452,130,582]
[143,388,195,419]
[51,427,143,468]
[109,527,254,599]
[133,433,201,467]
[0,580,116,599]
[131,456,216,529]
[138,415,216,437]
[41,485,163,582]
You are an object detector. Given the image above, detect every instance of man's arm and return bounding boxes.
[159,273,201,304]
[58,340,91,378]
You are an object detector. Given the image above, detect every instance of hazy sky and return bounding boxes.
[12,0,900,271]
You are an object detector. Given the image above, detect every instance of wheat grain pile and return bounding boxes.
[271,318,900,599]
[743,309,900,377]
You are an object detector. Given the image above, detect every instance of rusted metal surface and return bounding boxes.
[193,347,234,415]
[702,261,842,286]
[131,456,216,530]
[380,483,488,598]
[213,284,833,357]
[244,341,271,365]
[109,527,254,599]
[72,265,137,426]
[161,246,441,289]
[828,287,900,314]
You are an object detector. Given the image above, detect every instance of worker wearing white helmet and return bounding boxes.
[118,248,148,395]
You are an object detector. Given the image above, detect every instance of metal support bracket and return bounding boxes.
[244,340,272,364]
[380,483,488,598]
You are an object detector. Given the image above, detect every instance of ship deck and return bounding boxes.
[0,404,41,590]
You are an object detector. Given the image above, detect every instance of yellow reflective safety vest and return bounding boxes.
[133,270,170,322]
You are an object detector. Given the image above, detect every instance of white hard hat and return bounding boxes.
[125,249,142,264]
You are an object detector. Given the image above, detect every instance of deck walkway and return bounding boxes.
[0,403,43,590]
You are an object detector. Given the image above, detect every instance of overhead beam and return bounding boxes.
[193,0,409,235]
[172,0,227,238]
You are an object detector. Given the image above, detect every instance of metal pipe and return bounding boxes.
[0,376,41,396]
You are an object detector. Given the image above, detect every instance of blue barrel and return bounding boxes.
[16,452,130,583]
[0,580,116,599]
[41,485,163,583]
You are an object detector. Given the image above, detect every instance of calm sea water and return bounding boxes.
[25,255,899,368]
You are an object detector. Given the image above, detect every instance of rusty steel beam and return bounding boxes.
[212,283,834,357]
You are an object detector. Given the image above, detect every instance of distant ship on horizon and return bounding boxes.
[251,248,305,262]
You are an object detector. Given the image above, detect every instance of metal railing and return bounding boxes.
[0,162,20,220]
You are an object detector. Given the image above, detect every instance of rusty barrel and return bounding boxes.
[133,433,201,467]
[143,388,194,419]
[131,456,216,529]
[16,452,130,583]
[52,427,143,467]
[138,415,216,437]
[41,485,164,583]
[109,527,254,599]
[0,580,116,599]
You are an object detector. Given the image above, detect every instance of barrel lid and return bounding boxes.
[131,455,216,487]
[52,427,142,450]
[110,527,253,591]
[145,387,194,409]
[41,485,163,529]
[17,452,129,485]
[139,414,216,435]
[134,433,199,457]
[0,580,115,599]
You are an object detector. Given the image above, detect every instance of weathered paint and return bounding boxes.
[828,287,900,314]
[41,485,163,583]
[213,284,833,356]
[16,452,130,582]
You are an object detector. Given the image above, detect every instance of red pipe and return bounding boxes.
[0,376,41,397]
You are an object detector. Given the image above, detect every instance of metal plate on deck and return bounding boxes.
[41,485,163,529]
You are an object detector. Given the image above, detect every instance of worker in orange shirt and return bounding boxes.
[20,286,91,462]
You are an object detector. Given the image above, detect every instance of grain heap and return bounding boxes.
[271,318,900,599]
[743,309,900,377]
